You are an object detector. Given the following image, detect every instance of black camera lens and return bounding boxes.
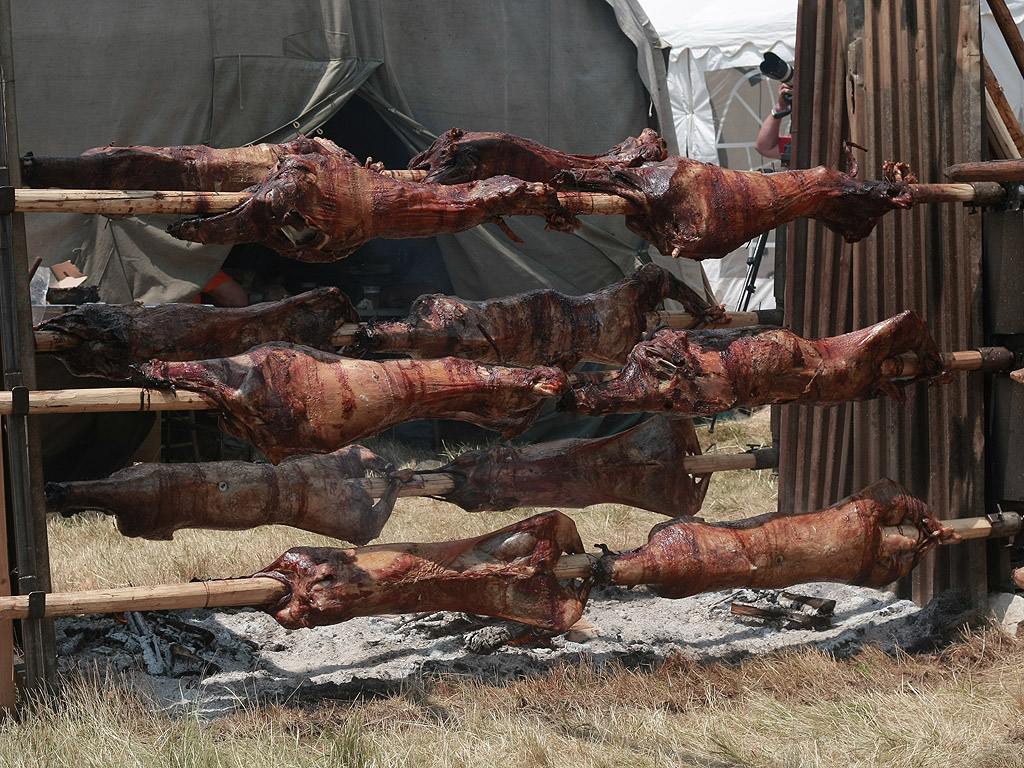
[760,52,795,84]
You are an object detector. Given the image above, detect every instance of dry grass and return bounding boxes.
[2,628,1022,767]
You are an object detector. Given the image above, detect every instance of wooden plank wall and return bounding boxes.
[778,0,988,603]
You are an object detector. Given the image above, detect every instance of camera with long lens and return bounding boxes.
[760,52,794,104]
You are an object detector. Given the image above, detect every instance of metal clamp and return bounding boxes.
[10,385,29,417]
[26,591,46,620]
[0,186,13,215]
[998,181,1024,211]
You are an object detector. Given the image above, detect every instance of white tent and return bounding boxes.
[638,0,798,312]
[983,0,1024,128]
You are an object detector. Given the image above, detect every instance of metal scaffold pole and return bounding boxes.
[0,0,57,696]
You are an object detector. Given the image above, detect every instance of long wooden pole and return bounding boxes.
[0,347,1014,416]
[988,0,1024,83]
[10,182,1010,217]
[0,512,1016,621]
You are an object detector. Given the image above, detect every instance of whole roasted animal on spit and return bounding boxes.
[552,142,913,259]
[20,136,342,192]
[21,129,666,191]
[349,263,724,367]
[407,127,667,183]
[44,445,411,545]
[137,343,567,463]
[257,509,593,631]
[560,310,946,418]
[251,480,952,631]
[597,478,955,595]
[428,415,709,516]
[46,416,709,541]
[36,287,357,380]
[166,140,580,261]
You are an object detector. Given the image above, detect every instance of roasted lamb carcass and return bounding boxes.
[408,127,667,184]
[20,136,347,192]
[167,149,579,262]
[349,263,723,367]
[554,143,913,259]
[598,478,955,595]
[36,287,357,380]
[257,509,592,631]
[431,416,709,516]
[137,343,567,464]
[560,310,945,418]
[45,445,410,545]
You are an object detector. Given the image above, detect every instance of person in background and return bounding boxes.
[196,269,248,307]
[755,81,793,162]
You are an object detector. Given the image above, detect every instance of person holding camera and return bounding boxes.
[755,81,793,162]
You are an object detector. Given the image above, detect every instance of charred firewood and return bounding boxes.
[350,263,723,367]
[256,509,592,631]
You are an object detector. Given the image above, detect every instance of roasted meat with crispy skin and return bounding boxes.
[20,136,347,192]
[37,288,357,380]
[256,510,592,630]
[350,263,722,367]
[167,150,579,262]
[138,343,567,463]
[560,310,945,418]
[408,127,667,184]
[598,478,955,595]
[44,446,410,544]
[554,145,913,259]
[432,416,708,516]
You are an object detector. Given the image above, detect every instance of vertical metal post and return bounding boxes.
[0,0,55,691]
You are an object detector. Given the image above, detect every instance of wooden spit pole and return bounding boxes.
[0,512,1017,621]
[10,181,1011,217]
[0,347,1015,416]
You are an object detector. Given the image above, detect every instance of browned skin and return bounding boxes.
[554,149,913,259]
[598,478,956,595]
[37,287,358,380]
[350,263,723,368]
[256,510,592,630]
[44,446,410,545]
[138,343,568,464]
[432,416,709,516]
[408,127,668,184]
[19,136,348,191]
[167,151,580,262]
[560,310,945,418]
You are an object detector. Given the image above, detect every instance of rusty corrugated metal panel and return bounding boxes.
[777,0,987,603]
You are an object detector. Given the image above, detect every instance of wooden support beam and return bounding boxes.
[988,0,1024,83]
[983,56,1024,157]
[945,158,1024,181]
[0,512,1016,621]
